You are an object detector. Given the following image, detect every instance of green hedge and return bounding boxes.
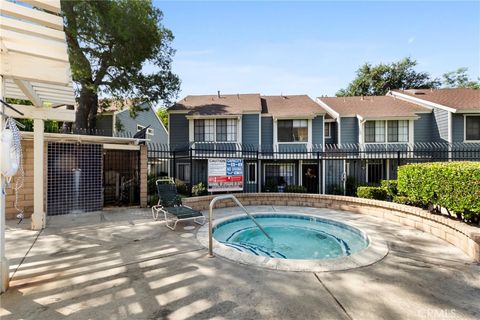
[357,186,388,201]
[397,162,480,221]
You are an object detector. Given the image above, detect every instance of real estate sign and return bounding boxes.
[208,159,243,192]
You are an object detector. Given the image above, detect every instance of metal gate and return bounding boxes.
[47,142,103,215]
[103,149,140,206]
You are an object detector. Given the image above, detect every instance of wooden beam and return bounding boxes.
[0,16,65,41]
[1,29,69,62]
[21,0,61,14]
[6,104,75,122]
[1,52,71,85]
[13,79,43,106]
[0,0,63,31]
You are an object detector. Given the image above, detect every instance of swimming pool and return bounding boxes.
[196,211,388,272]
[213,214,369,260]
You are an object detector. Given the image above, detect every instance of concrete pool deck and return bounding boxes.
[1,206,479,319]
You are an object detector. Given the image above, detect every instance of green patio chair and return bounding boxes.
[151,178,206,230]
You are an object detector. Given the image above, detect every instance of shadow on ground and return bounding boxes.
[1,206,479,320]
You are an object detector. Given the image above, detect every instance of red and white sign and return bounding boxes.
[208,159,243,192]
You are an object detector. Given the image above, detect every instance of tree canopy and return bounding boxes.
[336,57,440,96]
[156,107,168,130]
[442,68,480,89]
[62,0,180,130]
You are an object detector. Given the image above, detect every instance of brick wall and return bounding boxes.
[140,145,147,208]
[183,193,480,262]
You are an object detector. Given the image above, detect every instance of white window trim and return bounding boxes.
[324,122,331,138]
[274,119,311,148]
[263,162,296,185]
[464,114,480,143]
[247,162,257,184]
[190,118,241,143]
[176,163,191,183]
[363,120,412,144]
[137,124,154,137]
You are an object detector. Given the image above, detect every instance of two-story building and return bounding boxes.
[168,93,329,193]
[167,89,479,195]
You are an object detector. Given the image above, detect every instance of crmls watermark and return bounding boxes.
[418,309,458,319]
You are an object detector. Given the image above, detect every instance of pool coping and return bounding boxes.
[196,212,389,272]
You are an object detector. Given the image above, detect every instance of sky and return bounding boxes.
[154,1,480,100]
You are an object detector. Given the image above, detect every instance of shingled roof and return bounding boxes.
[392,88,480,111]
[261,95,327,118]
[170,94,262,115]
[317,95,430,119]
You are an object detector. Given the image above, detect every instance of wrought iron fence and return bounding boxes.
[146,142,480,203]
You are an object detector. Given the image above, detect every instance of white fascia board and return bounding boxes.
[167,110,189,114]
[455,109,480,114]
[185,114,240,119]
[360,116,420,121]
[315,98,340,119]
[389,91,456,113]
[273,115,315,120]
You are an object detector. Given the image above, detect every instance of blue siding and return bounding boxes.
[312,116,324,145]
[261,116,273,147]
[432,107,449,142]
[413,113,432,143]
[325,122,337,144]
[242,114,260,147]
[169,113,189,149]
[115,103,168,145]
[452,114,464,142]
[340,117,358,144]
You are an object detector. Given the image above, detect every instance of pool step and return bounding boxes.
[221,241,287,259]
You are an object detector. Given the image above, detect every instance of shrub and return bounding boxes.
[327,184,344,195]
[357,186,388,201]
[192,182,207,196]
[175,179,189,195]
[285,185,307,193]
[398,162,480,222]
[381,180,398,200]
[264,178,278,192]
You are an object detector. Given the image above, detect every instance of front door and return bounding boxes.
[302,164,319,193]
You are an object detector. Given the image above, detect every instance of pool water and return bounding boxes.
[213,214,369,260]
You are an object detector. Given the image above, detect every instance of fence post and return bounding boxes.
[256,150,260,193]
[317,151,321,194]
[189,147,193,197]
[172,150,176,179]
[397,150,401,166]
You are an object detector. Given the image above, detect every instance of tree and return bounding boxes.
[336,57,440,96]
[62,0,180,130]
[442,68,480,89]
[156,107,168,130]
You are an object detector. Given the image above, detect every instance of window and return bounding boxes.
[137,124,154,138]
[387,120,408,142]
[365,120,408,143]
[465,116,480,141]
[324,122,331,138]
[177,163,190,182]
[194,119,237,142]
[264,163,295,185]
[216,119,237,142]
[277,120,308,142]
[247,163,256,184]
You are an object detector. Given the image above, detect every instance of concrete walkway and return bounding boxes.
[0,206,479,320]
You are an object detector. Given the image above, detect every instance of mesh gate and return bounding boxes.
[47,142,103,215]
[103,149,140,206]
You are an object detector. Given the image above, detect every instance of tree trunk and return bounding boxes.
[76,86,98,132]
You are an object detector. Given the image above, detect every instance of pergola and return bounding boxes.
[1,0,75,292]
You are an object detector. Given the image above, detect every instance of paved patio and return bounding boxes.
[1,206,479,320]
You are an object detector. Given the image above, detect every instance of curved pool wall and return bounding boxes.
[213,214,369,260]
[186,194,480,263]
[197,212,389,272]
